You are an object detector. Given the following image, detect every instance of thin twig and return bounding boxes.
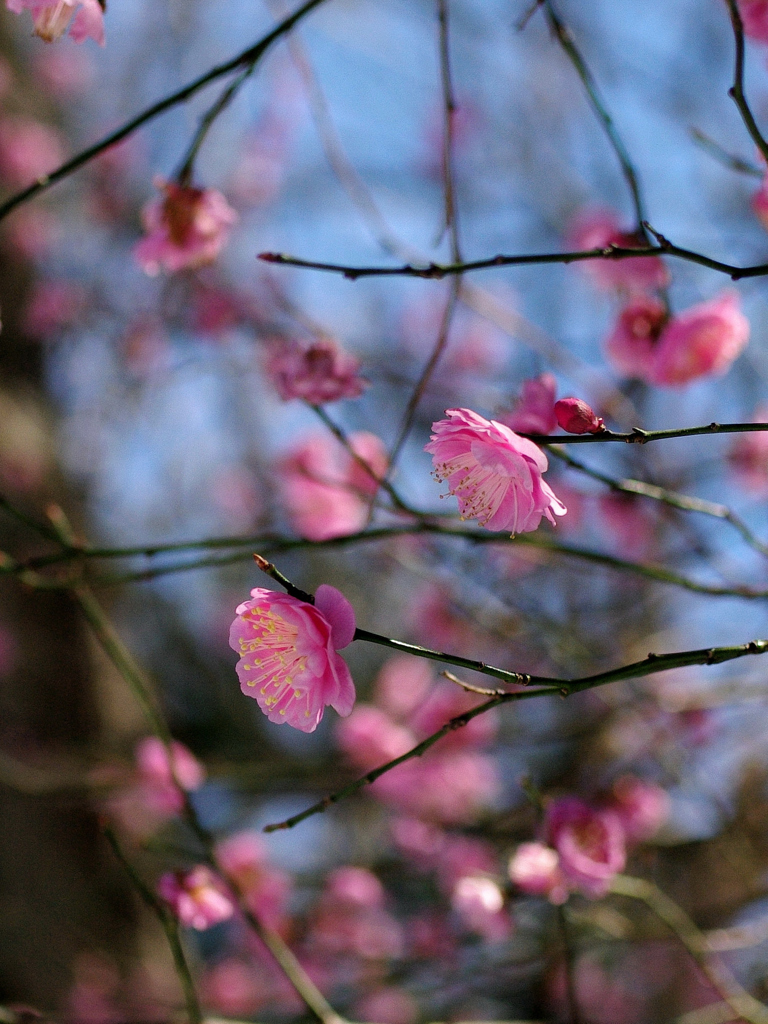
[382,0,464,480]
[690,127,763,177]
[610,874,768,1024]
[263,634,768,831]
[308,404,415,513]
[0,0,331,221]
[548,445,768,558]
[257,237,768,280]
[723,0,768,165]
[13,519,768,601]
[104,827,203,1024]
[543,0,646,232]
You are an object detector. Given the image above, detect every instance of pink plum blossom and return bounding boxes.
[0,116,63,187]
[308,867,404,961]
[335,704,415,768]
[497,373,558,435]
[650,291,749,387]
[5,0,104,45]
[266,337,368,403]
[229,584,356,733]
[158,866,234,930]
[752,172,768,229]
[425,407,567,534]
[606,292,749,387]
[133,178,237,276]
[451,875,510,942]
[739,0,768,42]
[107,737,206,836]
[554,397,605,434]
[277,431,388,541]
[544,797,626,898]
[729,408,768,492]
[215,831,292,929]
[136,736,206,794]
[353,987,418,1024]
[604,293,668,380]
[508,842,569,904]
[567,207,669,292]
[610,776,669,843]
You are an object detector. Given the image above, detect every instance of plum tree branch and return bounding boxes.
[0,0,332,221]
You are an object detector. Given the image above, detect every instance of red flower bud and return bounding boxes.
[554,397,605,434]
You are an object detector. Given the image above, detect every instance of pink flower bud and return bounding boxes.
[554,397,605,434]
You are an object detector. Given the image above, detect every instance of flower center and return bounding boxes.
[237,607,310,716]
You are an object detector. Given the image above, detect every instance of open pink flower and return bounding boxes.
[497,373,558,435]
[158,866,234,930]
[229,584,356,733]
[266,338,368,404]
[545,797,626,898]
[5,0,104,44]
[134,178,237,276]
[567,208,669,292]
[739,0,768,42]
[425,408,566,533]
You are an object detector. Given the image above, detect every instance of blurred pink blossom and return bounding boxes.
[508,841,568,904]
[230,584,356,733]
[544,797,626,898]
[497,373,558,435]
[597,493,657,561]
[567,208,669,292]
[353,987,418,1024]
[136,736,206,795]
[336,705,415,768]
[606,292,749,387]
[729,408,768,492]
[651,291,749,387]
[604,293,668,380]
[158,866,234,930]
[22,280,86,339]
[374,655,433,720]
[34,46,93,95]
[215,831,291,929]
[451,875,510,941]
[610,776,669,843]
[0,116,64,187]
[134,178,237,276]
[426,407,567,533]
[309,867,404,961]
[5,0,104,45]
[277,431,387,540]
[554,397,605,434]
[739,0,768,42]
[266,337,368,404]
[201,959,270,1017]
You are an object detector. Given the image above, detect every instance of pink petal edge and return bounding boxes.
[315,584,356,649]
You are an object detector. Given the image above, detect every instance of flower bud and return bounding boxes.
[554,398,605,434]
